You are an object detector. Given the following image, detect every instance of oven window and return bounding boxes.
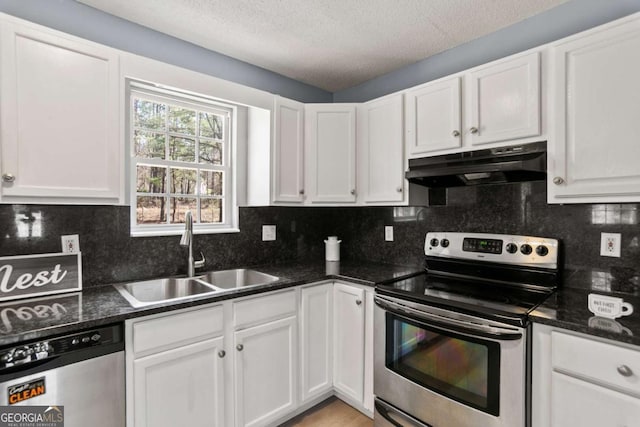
[385,313,501,415]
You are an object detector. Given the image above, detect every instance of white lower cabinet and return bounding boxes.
[233,316,297,427]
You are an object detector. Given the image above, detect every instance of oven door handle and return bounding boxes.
[375,399,433,427]
[375,296,523,341]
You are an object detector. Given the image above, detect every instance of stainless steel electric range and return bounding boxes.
[373,232,559,427]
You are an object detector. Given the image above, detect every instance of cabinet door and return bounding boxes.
[273,96,304,203]
[551,372,640,427]
[405,77,462,156]
[359,94,405,203]
[234,316,297,427]
[466,51,540,146]
[0,22,121,204]
[132,337,225,427]
[549,17,640,202]
[300,283,333,403]
[333,283,365,403]
[305,104,357,203]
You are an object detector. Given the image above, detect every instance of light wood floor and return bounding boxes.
[280,397,373,427]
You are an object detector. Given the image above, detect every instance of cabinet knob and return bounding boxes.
[236,344,244,351]
[2,173,15,183]
[350,189,356,195]
[452,130,460,137]
[617,365,633,377]
[218,350,226,358]
[299,189,304,195]
[396,187,403,193]
[356,299,362,306]
[552,177,564,185]
[469,127,478,134]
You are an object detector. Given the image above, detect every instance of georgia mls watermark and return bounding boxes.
[0,406,64,427]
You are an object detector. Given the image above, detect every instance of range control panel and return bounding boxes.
[425,232,558,268]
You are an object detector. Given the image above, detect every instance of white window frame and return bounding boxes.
[128,81,239,236]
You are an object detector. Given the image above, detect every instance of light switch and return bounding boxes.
[262,225,276,241]
[385,226,394,242]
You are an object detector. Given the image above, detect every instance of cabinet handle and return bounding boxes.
[236,344,244,351]
[617,365,633,377]
[552,177,564,185]
[396,187,403,193]
[350,189,356,195]
[452,130,460,137]
[2,173,15,183]
[299,189,304,195]
[356,299,362,306]
[218,350,226,358]
[469,127,478,134]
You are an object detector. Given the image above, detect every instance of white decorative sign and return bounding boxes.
[0,253,82,302]
[588,293,634,320]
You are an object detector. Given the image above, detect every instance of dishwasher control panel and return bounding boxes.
[0,324,122,369]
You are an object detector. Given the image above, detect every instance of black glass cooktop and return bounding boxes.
[376,272,555,324]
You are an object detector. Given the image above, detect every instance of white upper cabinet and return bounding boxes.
[305,104,357,203]
[467,52,541,146]
[405,51,542,158]
[0,20,121,204]
[358,93,406,204]
[273,96,305,203]
[406,76,462,155]
[548,14,640,203]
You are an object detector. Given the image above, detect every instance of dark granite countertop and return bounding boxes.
[531,286,640,347]
[0,260,422,346]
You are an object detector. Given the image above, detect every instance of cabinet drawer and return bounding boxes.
[551,331,640,396]
[132,305,224,356]
[234,290,296,329]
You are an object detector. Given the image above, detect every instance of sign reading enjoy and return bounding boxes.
[0,253,82,302]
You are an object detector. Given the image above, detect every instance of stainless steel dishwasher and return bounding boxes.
[0,324,124,427]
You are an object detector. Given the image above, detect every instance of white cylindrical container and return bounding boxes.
[324,236,341,261]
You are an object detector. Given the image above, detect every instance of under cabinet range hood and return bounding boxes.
[405,141,547,188]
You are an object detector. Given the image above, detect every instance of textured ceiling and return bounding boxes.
[76,0,569,92]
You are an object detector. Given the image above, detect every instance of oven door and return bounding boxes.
[374,294,528,427]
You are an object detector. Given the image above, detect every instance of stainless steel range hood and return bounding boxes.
[405,141,546,188]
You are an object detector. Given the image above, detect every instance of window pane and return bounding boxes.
[201,198,222,223]
[170,197,197,223]
[168,106,196,135]
[200,171,223,196]
[133,99,165,130]
[170,168,197,194]
[136,196,166,224]
[136,166,166,193]
[199,139,222,165]
[134,130,165,159]
[199,112,223,139]
[169,136,196,162]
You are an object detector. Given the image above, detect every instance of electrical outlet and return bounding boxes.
[61,234,80,254]
[385,226,394,242]
[262,225,276,241]
[600,232,621,257]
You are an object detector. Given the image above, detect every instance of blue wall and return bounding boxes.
[333,0,640,102]
[0,0,332,103]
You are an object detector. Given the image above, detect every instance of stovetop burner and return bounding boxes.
[376,232,559,326]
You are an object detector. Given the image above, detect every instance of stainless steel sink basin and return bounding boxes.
[197,269,279,290]
[114,277,218,308]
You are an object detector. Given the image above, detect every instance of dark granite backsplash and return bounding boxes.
[1,181,639,294]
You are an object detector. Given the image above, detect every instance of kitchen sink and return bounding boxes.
[197,269,279,290]
[114,277,218,308]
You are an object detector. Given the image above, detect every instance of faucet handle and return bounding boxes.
[194,251,206,269]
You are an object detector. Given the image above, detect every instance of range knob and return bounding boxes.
[440,239,450,248]
[430,238,439,247]
[536,245,549,257]
[505,243,518,254]
[520,244,533,255]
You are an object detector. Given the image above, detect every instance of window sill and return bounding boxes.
[131,227,240,237]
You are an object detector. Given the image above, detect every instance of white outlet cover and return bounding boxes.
[385,226,394,242]
[61,234,80,254]
[262,225,276,241]
[600,232,621,258]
